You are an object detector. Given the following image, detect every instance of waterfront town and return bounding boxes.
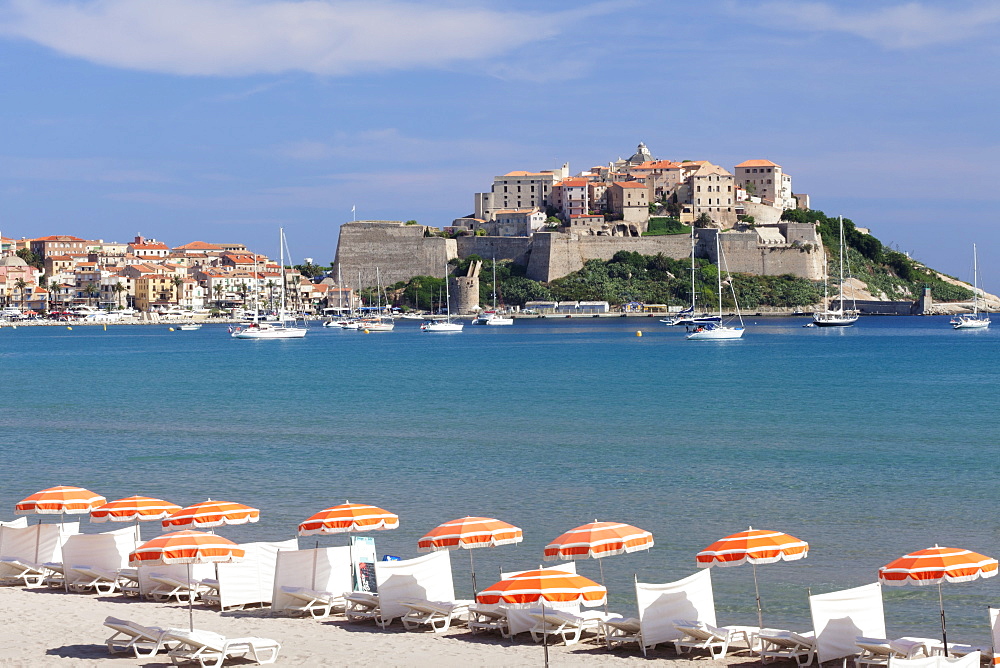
[0,144,805,319]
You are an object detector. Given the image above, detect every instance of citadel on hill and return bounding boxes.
[333,143,826,291]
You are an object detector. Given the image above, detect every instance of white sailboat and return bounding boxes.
[951,244,990,329]
[686,232,745,340]
[358,267,395,331]
[813,216,859,327]
[421,266,463,332]
[662,226,720,326]
[472,259,513,325]
[231,228,307,339]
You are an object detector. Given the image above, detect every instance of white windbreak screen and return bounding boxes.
[215,539,297,610]
[0,518,28,528]
[375,551,455,623]
[0,522,79,563]
[271,546,353,614]
[636,569,716,646]
[62,527,134,584]
[990,608,1000,665]
[810,582,885,663]
[891,653,980,668]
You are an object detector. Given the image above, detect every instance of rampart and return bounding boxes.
[333,221,456,288]
[333,221,826,289]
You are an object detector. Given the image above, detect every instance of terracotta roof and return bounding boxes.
[613,181,647,189]
[502,171,551,177]
[34,235,86,242]
[735,159,780,168]
[174,241,223,250]
[555,178,589,187]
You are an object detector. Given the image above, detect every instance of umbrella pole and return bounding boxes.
[939,582,949,657]
[598,558,608,614]
[188,562,194,632]
[541,599,549,668]
[469,550,477,599]
[752,562,763,629]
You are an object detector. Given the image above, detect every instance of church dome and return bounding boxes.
[0,255,28,267]
[627,142,653,165]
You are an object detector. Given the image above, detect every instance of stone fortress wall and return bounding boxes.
[333,222,456,288]
[333,220,826,290]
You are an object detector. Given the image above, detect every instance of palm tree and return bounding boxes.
[265,280,277,309]
[213,284,224,309]
[237,282,248,306]
[83,282,99,307]
[13,278,27,312]
[112,282,127,309]
[171,276,184,307]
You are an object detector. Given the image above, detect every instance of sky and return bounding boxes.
[0,0,998,282]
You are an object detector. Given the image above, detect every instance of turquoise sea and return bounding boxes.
[1,316,998,644]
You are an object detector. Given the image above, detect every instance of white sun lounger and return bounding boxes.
[164,629,281,667]
[344,591,391,627]
[104,616,181,658]
[758,630,817,666]
[673,619,753,659]
[0,558,47,587]
[856,636,941,668]
[118,568,141,597]
[147,574,211,603]
[468,605,512,637]
[67,566,121,595]
[528,609,621,646]
[41,561,65,587]
[400,599,472,633]
[600,617,647,655]
[278,586,346,619]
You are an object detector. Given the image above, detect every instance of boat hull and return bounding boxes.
[231,325,307,339]
[421,322,463,332]
[686,327,744,340]
[952,317,990,330]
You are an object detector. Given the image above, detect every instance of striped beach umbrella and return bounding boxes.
[130,530,245,631]
[92,496,181,523]
[298,502,399,536]
[697,527,809,629]
[16,486,106,515]
[475,568,606,607]
[418,516,523,594]
[543,521,653,609]
[543,521,653,561]
[879,545,998,656]
[162,499,260,530]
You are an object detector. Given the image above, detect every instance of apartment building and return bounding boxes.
[734,160,795,209]
[474,164,570,221]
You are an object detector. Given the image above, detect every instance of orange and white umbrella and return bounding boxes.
[162,499,260,530]
[696,527,809,628]
[543,521,653,561]
[879,545,998,656]
[298,503,399,536]
[16,486,106,515]
[476,568,606,607]
[419,517,522,551]
[129,530,245,631]
[418,516,523,594]
[92,496,181,523]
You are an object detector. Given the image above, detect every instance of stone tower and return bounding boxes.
[451,260,481,314]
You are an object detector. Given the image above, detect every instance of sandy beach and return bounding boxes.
[0,586,762,667]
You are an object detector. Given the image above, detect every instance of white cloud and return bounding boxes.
[0,0,586,76]
[732,1,1000,49]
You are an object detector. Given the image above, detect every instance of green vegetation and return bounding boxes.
[644,217,691,236]
[472,251,823,309]
[16,248,44,270]
[782,208,973,301]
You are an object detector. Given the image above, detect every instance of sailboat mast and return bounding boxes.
[838,216,845,309]
[690,226,697,311]
[492,257,497,310]
[715,233,723,318]
[973,244,979,316]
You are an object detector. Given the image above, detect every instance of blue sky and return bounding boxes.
[1,0,997,282]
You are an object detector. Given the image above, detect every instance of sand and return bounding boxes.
[0,586,760,667]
